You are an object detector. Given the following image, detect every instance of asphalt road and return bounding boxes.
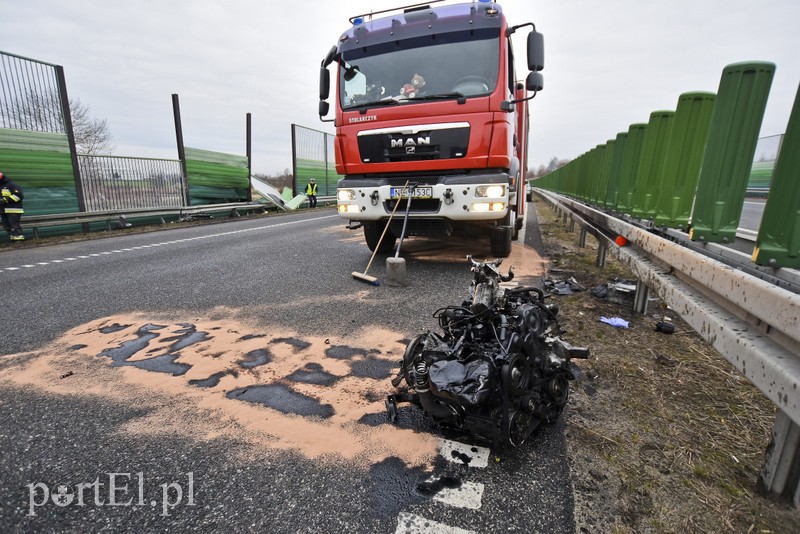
[0,206,575,533]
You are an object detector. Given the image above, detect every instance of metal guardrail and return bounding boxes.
[22,197,338,239]
[535,188,800,505]
[23,202,269,238]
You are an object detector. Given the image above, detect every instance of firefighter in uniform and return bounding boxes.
[306,178,318,208]
[0,171,25,241]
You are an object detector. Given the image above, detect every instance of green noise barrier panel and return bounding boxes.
[576,151,588,199]
[752,84,800,267]
[577,151,591,201]
[596,139,616,208]
[690,61,775,243]
[654,92,716,229]
[184,147,249,205]
[0,128,79,217]
[631,111,675,220]
[615,123,648,214]
[588,145,605,203]
[604,132,628,210]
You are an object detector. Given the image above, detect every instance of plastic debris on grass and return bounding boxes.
[600,316,629,329]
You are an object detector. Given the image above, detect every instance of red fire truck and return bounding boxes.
[319,0,543,257]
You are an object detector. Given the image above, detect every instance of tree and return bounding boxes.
[69,98,113,155]
[7,89,113,154]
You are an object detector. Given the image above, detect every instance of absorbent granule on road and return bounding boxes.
[0,312,439,469]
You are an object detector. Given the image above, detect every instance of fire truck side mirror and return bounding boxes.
[527,31,544,72]
[526,71,544,92]
[323,46,337,68]
[320,68,331,100]
[319,101,330,117]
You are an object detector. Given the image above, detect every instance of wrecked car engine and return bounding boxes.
[387,257,589,446]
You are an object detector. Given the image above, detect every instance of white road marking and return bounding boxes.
[0,214,339,273]
[395,512,476,534]
[438,438,490,468]
[427,478,484,510]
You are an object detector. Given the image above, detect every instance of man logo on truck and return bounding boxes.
[391,136,431,148]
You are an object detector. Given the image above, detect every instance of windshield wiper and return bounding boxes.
[407,92,466,102]
[344,99,401,110]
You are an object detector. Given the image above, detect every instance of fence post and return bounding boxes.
[752,83,800,268]
[246,112,252,202]
[171,94,190,207]
[654,91,716,230]
[690,61,775,243]
[55,65,86,214]
[291,124,298,197]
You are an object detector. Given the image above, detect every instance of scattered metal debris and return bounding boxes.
[544,276,586,295]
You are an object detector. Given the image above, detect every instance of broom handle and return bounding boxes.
[363,180,409,274]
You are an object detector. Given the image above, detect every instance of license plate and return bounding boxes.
[390,186,432,199]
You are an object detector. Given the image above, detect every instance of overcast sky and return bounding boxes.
[2,0,798,174]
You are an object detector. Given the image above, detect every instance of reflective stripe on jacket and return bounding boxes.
[1,182,24,214]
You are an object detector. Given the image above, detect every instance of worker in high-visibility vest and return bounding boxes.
[306,178,318,208]
[0,171,25,241]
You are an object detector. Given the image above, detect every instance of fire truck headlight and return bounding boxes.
[475,185,506,198]
[337,189,356,201]
[472,202,506,212]
[338,204,361,214]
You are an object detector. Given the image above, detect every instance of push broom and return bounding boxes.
[352,180,409,286]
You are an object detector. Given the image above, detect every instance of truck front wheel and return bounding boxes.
[364,221,397,253]
[490,226,513,258]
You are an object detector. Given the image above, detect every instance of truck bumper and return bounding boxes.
[336,171,512,223]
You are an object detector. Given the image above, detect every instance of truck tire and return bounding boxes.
[490,226,513,258]
[364,221,396,253]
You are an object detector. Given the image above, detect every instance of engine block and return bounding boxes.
[387,257,589,446]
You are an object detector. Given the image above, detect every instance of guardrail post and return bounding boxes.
[631,110,675,221]
[690,61,776,243]
[752,83,800,268]
[633,279,650,314]
[759,410,800,507]
[654,92,716,230]
[615,123,648,214]
[579,227,587,248]
[596,241,607,268]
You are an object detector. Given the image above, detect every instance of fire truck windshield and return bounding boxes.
[339,28,500,109]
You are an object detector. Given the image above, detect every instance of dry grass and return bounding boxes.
[533,198,800,533]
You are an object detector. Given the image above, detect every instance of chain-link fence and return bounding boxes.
[291,124,342,197]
